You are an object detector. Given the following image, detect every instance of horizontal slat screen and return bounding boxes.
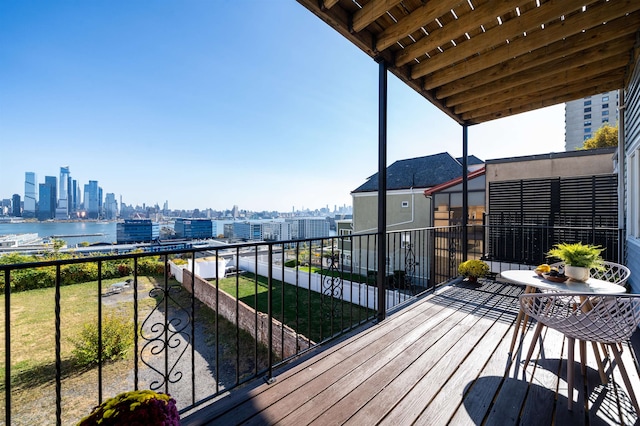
[487,174,619,263]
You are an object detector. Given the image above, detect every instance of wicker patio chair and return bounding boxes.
[519,292,640,413]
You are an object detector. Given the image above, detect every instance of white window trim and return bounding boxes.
[628,148,640,238]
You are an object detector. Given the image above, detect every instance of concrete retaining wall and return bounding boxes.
[181,268,313,359]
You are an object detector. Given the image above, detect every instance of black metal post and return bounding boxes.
[376,58,388,322]
[462,124,469,261]
[618,88,625,262]
[55,265,61,426]
[4,269,10,426]
[97,261,103,404]
[266,245,275,383]
[133,257,139,390]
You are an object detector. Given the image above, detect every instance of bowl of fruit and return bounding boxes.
[542,267,568,283]
[534,264,551,276]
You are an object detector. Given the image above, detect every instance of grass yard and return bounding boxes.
[1,274,275,425]
[0,276,157,424]
[216,272,375,343]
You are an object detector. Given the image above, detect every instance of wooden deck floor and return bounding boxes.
[182,281,640,425]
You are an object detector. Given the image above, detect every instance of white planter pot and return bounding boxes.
[565,265,589,282]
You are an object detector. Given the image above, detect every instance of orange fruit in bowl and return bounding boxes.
[534,263,551,275]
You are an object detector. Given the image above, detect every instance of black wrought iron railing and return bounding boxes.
[1,227,466,425]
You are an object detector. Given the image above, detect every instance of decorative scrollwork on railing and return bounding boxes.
[449,236,458,272]
[321,254,343,320]
[403,242,416,294]
[140,283,191,391]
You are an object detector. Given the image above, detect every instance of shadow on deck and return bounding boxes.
[182,280,640,425]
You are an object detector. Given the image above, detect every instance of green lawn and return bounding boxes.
[0,275,271,424]
[215,272,375,343]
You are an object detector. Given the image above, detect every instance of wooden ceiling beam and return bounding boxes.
[411,0,595,79]
[446,37,633,109]
[377,0,468,54]
[435,12,640,99]
[454,56,629,115]
[423,1,640,89]
[296,0,385,61]
[352,0,404,33]
[462,70,625,123]
[322,0,341,10]
[393,0,527,66]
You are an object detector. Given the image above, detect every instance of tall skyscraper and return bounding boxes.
[56,166,70,219]
[38,176,57,220]
[73,180,82,214]
[104,193,117,220]
[84,180,100,219]
[565,90,619,151]
[12,194,21,217]
[24,172,37,218]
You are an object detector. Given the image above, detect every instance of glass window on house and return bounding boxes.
[603,110,609,116]
[584,100,592,106]
[602,96,609,102]
[602,103,609,109]
[584,107,591,113]
[584,114,591,119]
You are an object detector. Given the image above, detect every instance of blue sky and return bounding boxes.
[0,2,565,212]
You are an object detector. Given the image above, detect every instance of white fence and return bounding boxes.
[237,258,411,310]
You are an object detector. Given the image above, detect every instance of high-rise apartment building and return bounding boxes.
[23,172,37,218]
[565,90,619,151]
[56,166,70,219]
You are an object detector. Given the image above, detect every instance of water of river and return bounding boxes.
[0,221,117,246]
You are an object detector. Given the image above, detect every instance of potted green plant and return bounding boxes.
[458,259,489,283]
[547,242,604,282]
[77,390,179,425]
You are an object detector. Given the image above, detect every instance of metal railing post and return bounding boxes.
[376,57,388,322]
[4,269,10,426]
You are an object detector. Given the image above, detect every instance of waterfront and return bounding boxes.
[0,221,117,246]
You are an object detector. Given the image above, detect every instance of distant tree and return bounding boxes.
[582,123,618,149]
[52,238,66,252]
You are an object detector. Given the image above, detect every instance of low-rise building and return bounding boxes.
[174,218,213,239]
[116,219,160,244]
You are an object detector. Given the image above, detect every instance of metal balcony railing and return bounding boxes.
[1,227,469,425]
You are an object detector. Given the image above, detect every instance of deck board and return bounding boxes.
[182,281,640,426]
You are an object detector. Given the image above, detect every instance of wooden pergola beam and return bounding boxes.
[376,0,467,54]
[435,12,640,99]
[423,0,640,89]
[463,70,626,123]
[352,0,403,33]
[446,37,633,109]
[454,56,629,115]
[410,0,594,79]
[322,0,340,10]
[393,0,528,66]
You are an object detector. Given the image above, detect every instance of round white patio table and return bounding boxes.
[500,269,626,356]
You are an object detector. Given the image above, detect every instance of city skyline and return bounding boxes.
[2,166,351,217]
[0,2,565,212]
